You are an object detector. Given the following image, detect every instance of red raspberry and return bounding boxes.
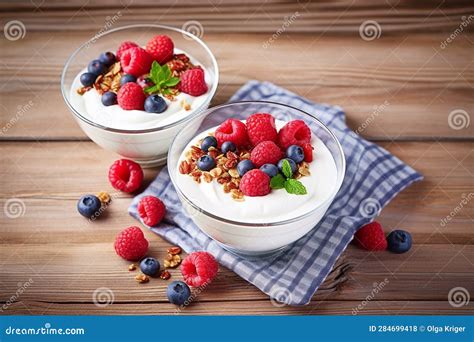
[146,35,174,64]
[114,226,149,261]
[108,159,144,193]
[215,119,249,147]
[250,141,282,168]
[303,143,314,162]
[239,169,271,197]
[117,82,146,110]
[116,41,139,60]
[178,68,208,96]
[246,113,278,147]
[138,196,166,226]
[354,221,387,251]
[181,251,219,287]
[120,47,153,77]
[277,120,312,150]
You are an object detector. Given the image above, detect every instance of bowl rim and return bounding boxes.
[168,100,346,228]
[60,24,219,134]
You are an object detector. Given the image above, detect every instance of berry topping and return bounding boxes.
[277,120,312,150]
[167,281,191,306]
[200,136,218,152]
[116,41,139,60]
[80,72,96,87]
[114,226,149,261]
[277,158,297,177]
[138,195,166,226]
[181,251,219,287]
[178,68,208,96]
[215,119,249,148]
[120,74,137,86]
[302,143,314,162]
[144,95,167,113]
[246,113,278,146]
[355,221,387,251]
[387,230,412,253]
[237,159,255,177]
[140,257,160,276]
[136,74,153,90]
[221,141,236,154]
[87,59,106,76]
[239,169,271,197]
[108,159,144,193]
[117,82,146,111]
[286,145,305,163]
[101,91,117,106]
[99,51,116,66]
[146,35,174,64]
[197,155,216,171]
[250,141,282,168]
[77,194,101,219]
[120,47,153,77]
[260,163,279,178]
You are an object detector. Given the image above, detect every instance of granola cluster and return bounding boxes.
[77,62,122,96]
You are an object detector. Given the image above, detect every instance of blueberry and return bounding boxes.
[387,230,412,253]
[201,136,218,152]
[260,164,279,178]
[140,257,160,276]
[144,95,167,114]
[237,159,255,177]
[286,145,305,163]
[99,52,116,66]
[277,158,297,176]
[77,194,101,219]
[120,74,136,86]
[197,155,216,171]
[167,281,191,306]
[221,141,236,154]
[80,72,96,87]
[87,59,106,75]
[101,91,117,106]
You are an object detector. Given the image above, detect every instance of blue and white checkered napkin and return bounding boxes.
[129,81,423,305]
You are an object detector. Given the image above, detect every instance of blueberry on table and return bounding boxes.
[167,281,191,306]
[387,230,412,253]
[237,159,255,177]
[79,72,96,87]
[120,74,137,86]
[197,155,216,171]
[144,95,167,113]
[286,145,305,163]
[99,51,116,66]
[260,163,279,178]
[77,195,102,219]
[277,158,297,176]
[87,59,106,75]
[200,136,218,152]
[140,257,160,276]
[221,141,236,154]
[101,91,117,106]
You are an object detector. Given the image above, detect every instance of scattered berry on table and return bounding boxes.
[116,41,139,60]
[286,145,305,163]
[178,68,208,96]
[146,35,174,64]
[80,72,96,87]
[197,155,216,171]
[144,95,167,113]
[260,163,279,178]
[200,136,218,152]
[137,195,166,226]
[221,141,236,154]
[167,281,191,306]
[250,141,282,168]
[278,120,312,150]
[77,194,102,219]
[117,82,146,111]
[354,221,387,251]
[387,230,412,253]
[302,143,314,163]
[246,113,278,146]
[120,47,153,77]
[277,158,297,176]
[237,159,255,177]
[215,119,249,148]
[140,257,160,276]
[114,226,149,261]
[99,51,116,66]
[108,159,144,193]
[120,74,136,86]
[101,91,117,106]
[87,59,106,76]
[181,251,219,287]
[239,169,271,197]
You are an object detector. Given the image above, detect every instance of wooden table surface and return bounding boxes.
[1,1,473,315]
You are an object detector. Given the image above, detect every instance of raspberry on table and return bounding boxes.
[239,169,271,197]
[354,221,387,251]
[138,195,166,226]
[178,68,208,96]
[116,41,139,60]
[120,47,153,77]
[181,251,219,287]
[114,226,149,261]
[117,82,146,111]
[214,119,249,148]
[246,113,278,146]
[277,120,312,150]
[250,141,282,168]
[146,35,174,64]
[108,159,144,193]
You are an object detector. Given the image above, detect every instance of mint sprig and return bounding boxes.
[144,61,180,96]
[270,159,307,195]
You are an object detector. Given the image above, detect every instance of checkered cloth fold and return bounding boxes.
[129,81,422,305]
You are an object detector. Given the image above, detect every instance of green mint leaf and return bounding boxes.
[162,65,171,80]
[164,77,180,87]
[284,179,307,195]
[282,159,293,179]
[144,85,160,94]
[270,174,286,189]
[149,61,160,82]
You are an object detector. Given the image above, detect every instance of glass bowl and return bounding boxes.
[168,101,346,256]
[61,24,219,167]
